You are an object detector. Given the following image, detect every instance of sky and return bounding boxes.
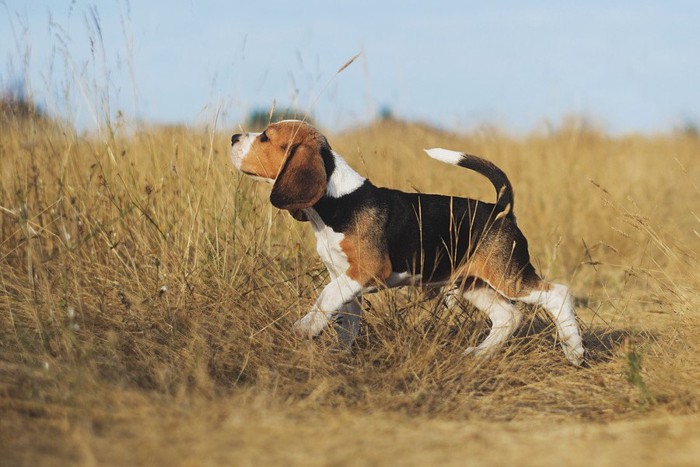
[2,0,699,134]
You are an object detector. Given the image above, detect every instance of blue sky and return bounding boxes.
[2,0,699,133]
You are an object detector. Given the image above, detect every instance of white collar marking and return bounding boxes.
[326,151,366,198]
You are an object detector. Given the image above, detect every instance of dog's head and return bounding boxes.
[230,120,331,213]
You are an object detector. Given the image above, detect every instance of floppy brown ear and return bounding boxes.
[288,209,309,222]
[270,143,327,211]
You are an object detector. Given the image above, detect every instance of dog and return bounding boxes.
[230,120,584,365]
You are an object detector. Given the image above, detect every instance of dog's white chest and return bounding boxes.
[313,225,349,277]
[305,209,349,278]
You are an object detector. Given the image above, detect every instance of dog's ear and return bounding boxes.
[288,209,309,222]
[270,142,327,211]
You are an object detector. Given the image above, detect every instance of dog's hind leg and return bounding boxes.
[462,286,523,358]
[441,286,462,311]
[515,282,584,366]
[463,231,584,366]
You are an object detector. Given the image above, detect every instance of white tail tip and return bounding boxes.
[424,148,464,165]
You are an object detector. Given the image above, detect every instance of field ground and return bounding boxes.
[1,113,699,465]
[5,394,700,466]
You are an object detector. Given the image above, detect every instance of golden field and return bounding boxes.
[1,110,699,465]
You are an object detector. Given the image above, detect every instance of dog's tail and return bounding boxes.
[424,148,515,220]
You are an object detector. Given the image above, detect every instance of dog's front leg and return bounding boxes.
[335,297,363,347]
[293,274,363,339]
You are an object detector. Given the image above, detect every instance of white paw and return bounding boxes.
[562,340,585,366]
[292,311,329,338]
[462,346,496,358]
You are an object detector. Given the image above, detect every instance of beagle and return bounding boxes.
[231,120,584,365]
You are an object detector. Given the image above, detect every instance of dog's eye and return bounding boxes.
[260,132,269,143]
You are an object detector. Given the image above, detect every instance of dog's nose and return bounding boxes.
[231,133,242,146]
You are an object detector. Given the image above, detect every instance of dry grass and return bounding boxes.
[1,110,699,465]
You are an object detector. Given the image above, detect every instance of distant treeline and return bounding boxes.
[244,107,316,131]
